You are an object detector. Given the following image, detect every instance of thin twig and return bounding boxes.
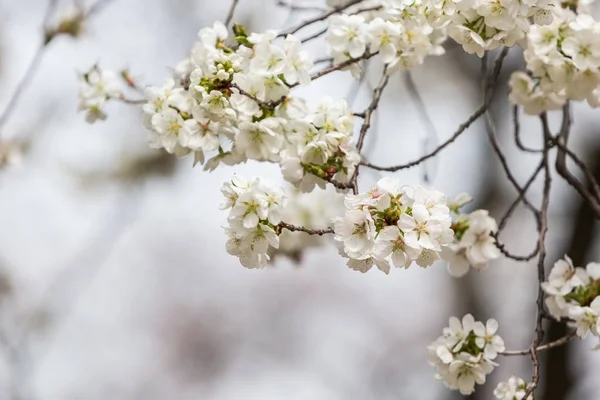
[361,48,509,173]
[554,105,600,218]
[299,51,377,87]
[116,95,146,105]
[522,110,554,399]
[87,0,116,17]
[346,67,390,194]
[0,0,116,135]
[277,0,365,37]
[278,222,334,236]
[403,71,438,183]
[513,105,542,153]
[276,0,327,12]
[225,0,241,27]
[501,332,577,356]
[0,0,61,134]
[493,161,544,261]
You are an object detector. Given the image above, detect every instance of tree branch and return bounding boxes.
[501,332,577,356]
[360,48,509,173]
[278,222,334,235]
[554,104,600,218]
[277,0,366,37]
[224,0,241,27]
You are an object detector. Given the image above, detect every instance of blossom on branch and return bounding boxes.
[428,314,505,395]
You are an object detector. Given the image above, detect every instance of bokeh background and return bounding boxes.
[0,0,599,399]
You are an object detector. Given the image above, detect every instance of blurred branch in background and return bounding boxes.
[0,0,116,137]
[540,142,600,400]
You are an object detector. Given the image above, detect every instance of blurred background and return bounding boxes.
[0,0,599,399]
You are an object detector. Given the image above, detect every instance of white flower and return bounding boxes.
[444,314,476,351]
[569,297,600,338]
[78,66,122,123]
[586,261,600,280]
[449,25,487,58]
[461,210,501,270]
[561,33,600,70]
[430,314,502,396]
[398,205,443,250]
[229,188,269,229]
[447,353,493,395]
[346,256,391,274]
[180,107,224,152]
[250,42,287,76]
[143,78,175,115]
[333,209,376,258]
[236,119,283,161]
[368,18,401,63]
[149,108,193,153]
[494,376,532,400]
[283,35,313,86]
[442,245,472,277]
[374,226,420,268]
[448,193,473,211]
[541,256,588,297]
[221,176,288,269]
[220,175,249,210]
[199,90,235,119]
[198,21,228,49]
[326,14,370,58]
[473,318,505,359]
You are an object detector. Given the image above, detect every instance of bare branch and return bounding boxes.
[276,0,327,12]
[403,71,438,182]
[87,0,116,17]
[554,104,600,218]
[278,222,334,235]
[513,105,542,153]
[493,161,544,262]
[361,48,509,173]
[501,332,577,356]
[299,51,377,87]
[277,0,366,37]
[224,0,241,27]
[522,111,553,399]
[0,0,116,135]
[343,67,391,194]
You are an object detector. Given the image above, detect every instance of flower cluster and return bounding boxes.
[281,97,359,191]
[333,177,453,273]
[442,194,501,277]
[220,175,286,268]
[494,376,532,400]
[325,0,556,78]
[542,256,600,347]
[428,314,505,395]
[141,22,314,168]
[78,65,122,123]
[269,187,343,262]
[325,2,445,76]
[509,11,600,115]
[446,0,555,58]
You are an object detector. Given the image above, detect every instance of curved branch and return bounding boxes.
[554,105,600,218]
[360,48,509,173]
